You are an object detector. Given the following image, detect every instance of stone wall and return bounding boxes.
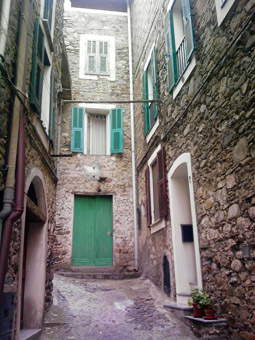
[54,7,135,275]
[0,0,69,333]
[131,0,255,336]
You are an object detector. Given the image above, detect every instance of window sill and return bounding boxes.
[173,56,196,100]
[146,118,159,143]
[79,73,115,81]
[150,218,166,234]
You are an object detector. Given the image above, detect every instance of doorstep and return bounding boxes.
[184,316,227,324]
[164,303,193,311]
[19,329,41,340]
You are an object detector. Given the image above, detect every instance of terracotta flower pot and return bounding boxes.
[203,308,217,320]
[192,303,204,318]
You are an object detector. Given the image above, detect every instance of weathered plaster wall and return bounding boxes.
[131,0,255,336]
[54,8,135,275]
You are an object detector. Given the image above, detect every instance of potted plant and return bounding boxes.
[190,289,204,318]
[190,289,217,320]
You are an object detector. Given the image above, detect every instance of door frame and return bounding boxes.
[168,153,203,304]
[71,193,114,267]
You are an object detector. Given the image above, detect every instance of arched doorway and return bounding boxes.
[19,170,48,331]
[168,153,202,305]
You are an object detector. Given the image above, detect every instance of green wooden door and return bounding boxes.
[72,196,113,266]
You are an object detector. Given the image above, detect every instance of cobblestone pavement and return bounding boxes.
[40,274,197,340]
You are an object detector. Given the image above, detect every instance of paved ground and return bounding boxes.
[40,274,197,340]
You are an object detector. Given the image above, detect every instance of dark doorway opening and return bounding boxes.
[163,256,171,296]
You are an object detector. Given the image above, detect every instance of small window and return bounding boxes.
[87,114,107,155]
[142,47,159,136]
[71,107,124,155]
[165,0,195,92]
[86,40,109,75]
[151,160,160,221]
[145,147,168,226]
[80,35,115,80]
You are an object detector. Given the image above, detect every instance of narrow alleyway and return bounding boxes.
[40,274,197,340]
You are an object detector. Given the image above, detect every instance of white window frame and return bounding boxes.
[166,0,196,99]
[215,0,236,26]
[78,104,116,155]
[79,34,116,81]
[147,144,166,234]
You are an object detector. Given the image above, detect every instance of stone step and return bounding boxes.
[56,270,140,280]
[19,329,41,340]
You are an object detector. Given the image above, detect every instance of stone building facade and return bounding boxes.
[54,2,136,277]
[130,0,255,337]
[0,0,71,339]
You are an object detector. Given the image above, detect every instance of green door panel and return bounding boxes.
[72,196,113,267]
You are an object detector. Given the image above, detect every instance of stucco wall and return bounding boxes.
[131,0,255,336]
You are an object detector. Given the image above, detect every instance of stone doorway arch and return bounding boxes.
[17,168,48,334]
[168,153,202,305]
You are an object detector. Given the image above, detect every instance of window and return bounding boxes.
[71,107,124,155]
[142,47,159,136]
[165,0,195,92]
[215,0,236,26]
[43,0,53,29]
[30,18,50,114]
[87,40,109,75]
[145,146,168,227]
[79,35,115,80]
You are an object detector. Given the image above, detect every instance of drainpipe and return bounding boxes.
[0,113,25,294]
[0,0,14,240]
[127,0,138,270]
[0,0,11,56]
[0,0,29,242]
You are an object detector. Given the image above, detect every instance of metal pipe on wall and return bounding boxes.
[127,0,139,270]
[0,0,30,288]
[0,112,25,294]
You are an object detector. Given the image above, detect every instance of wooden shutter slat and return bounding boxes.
[71,107,84,152]
[165,11,177,92]
[181,0,195,61]
[145,167,152,226]
[111,108,123,154]
[157,148,169,219]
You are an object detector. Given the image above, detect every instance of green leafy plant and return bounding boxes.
[191,289,211,308]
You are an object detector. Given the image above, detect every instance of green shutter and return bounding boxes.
[30,18,44,114]
[152,47,159,120]
[49,72,55,143]
[30,18,40,109]
[165,11,177,92]
[142,71,150,136]
[111,108,123,154]
[181,0,195,61]
[71,107,84,152]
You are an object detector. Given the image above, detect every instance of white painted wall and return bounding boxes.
[171,172,197,296]
[168,153,202,305]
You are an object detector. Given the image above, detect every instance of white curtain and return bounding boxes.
[88,114,106,155]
